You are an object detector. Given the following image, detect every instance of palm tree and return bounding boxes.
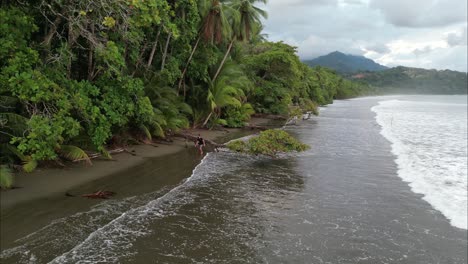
[212,0,267,82]
[178,0,232,91]
[202,63,251,127]
[231,0,267,41]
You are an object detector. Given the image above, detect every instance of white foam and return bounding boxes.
[372,98,467,230]
[47,152,247,263]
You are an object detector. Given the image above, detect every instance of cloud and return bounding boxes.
[413,46,434,56]
[295,35,366,59]
[365,43,391,54]
[370,0,467,28]
[261,0,468,71]
[341,0,365,5]
[446,27,468,46]
[268,0,337,8]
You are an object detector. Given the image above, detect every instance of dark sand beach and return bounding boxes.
[1,98,466,263]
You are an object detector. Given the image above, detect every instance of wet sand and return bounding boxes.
[0,117,277,210]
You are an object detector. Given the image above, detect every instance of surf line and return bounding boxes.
[49,153,213,263]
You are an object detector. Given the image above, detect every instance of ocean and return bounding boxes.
[1,95,467,263]
[372,95,467,230]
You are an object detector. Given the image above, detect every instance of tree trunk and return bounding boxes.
[87,24,95,81]
[132,42,148,77]
[42,16,62,47]
[160,33,172,71]
[178,36,201,92]
[212,39,234,82]
[146,27,162,68]
[202,111,214,127]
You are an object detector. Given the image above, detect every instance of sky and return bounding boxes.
[261,0,468,72]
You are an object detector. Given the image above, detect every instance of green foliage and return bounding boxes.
[1,0,371,173]
[224,103,255,127]
[22,160,38,173]
[227,129,309,156]
[226,139,247,152]
[353,66,467,94]
[0,165,14,189]
[58,145,91,164]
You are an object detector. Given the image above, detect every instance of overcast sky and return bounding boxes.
[261,0,467,72]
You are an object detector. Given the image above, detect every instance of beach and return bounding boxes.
[1,97,467,263]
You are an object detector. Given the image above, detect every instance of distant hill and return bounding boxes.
[303,51,388,73]
[351,66,468,94]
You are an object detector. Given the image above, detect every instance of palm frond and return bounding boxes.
[139,124,152,141]
[59,145,92,164]
[0,165,14,189]
[0,112,28,137]
[22,160,38,173]
[6,144,28,162]
[153,122,165,138]
[101,148,112,159]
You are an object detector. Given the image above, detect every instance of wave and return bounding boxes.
[372,99,467,230]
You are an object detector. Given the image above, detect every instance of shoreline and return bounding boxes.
[0,117,281,210]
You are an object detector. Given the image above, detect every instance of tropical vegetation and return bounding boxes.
[227,129,309,156]
[0,0,371,188]
[351,66,468,94]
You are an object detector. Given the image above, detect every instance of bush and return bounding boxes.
[227,129,309,156]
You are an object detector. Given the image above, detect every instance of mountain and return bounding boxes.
[303,51,388,73]
[351,66,468,94]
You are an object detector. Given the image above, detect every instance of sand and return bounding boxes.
[0,118,277,209]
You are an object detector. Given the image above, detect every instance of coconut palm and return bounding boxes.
[212,0,267,82]
[178,0,232,91]
[202,63,252,127]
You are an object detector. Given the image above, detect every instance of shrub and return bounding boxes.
[227,129,309,156]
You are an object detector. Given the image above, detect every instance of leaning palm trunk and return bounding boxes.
[178,36,201,93]
[212,39,234,82]
[160,33,172,70]
[202,111,214,128]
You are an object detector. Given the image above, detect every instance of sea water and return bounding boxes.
[372,95,468,229]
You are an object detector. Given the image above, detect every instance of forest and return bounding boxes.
[353,66,468,94]
[0,0,373,188]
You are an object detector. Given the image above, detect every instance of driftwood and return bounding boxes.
[73,148,127,162]
[81,190,115,199]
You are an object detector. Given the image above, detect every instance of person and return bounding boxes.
[195,134,206,155]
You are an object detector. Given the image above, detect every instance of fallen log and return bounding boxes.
[73,148,126,162]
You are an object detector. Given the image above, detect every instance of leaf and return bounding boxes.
[101,148,112,159]
[0,112,28,136]
[22,160,37,173]
[102,16,116,28]
[0,165,14,189]
[59,145,92,164]
[6,144,28,162]
[153,123,165,138]
[139,124,152,141]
